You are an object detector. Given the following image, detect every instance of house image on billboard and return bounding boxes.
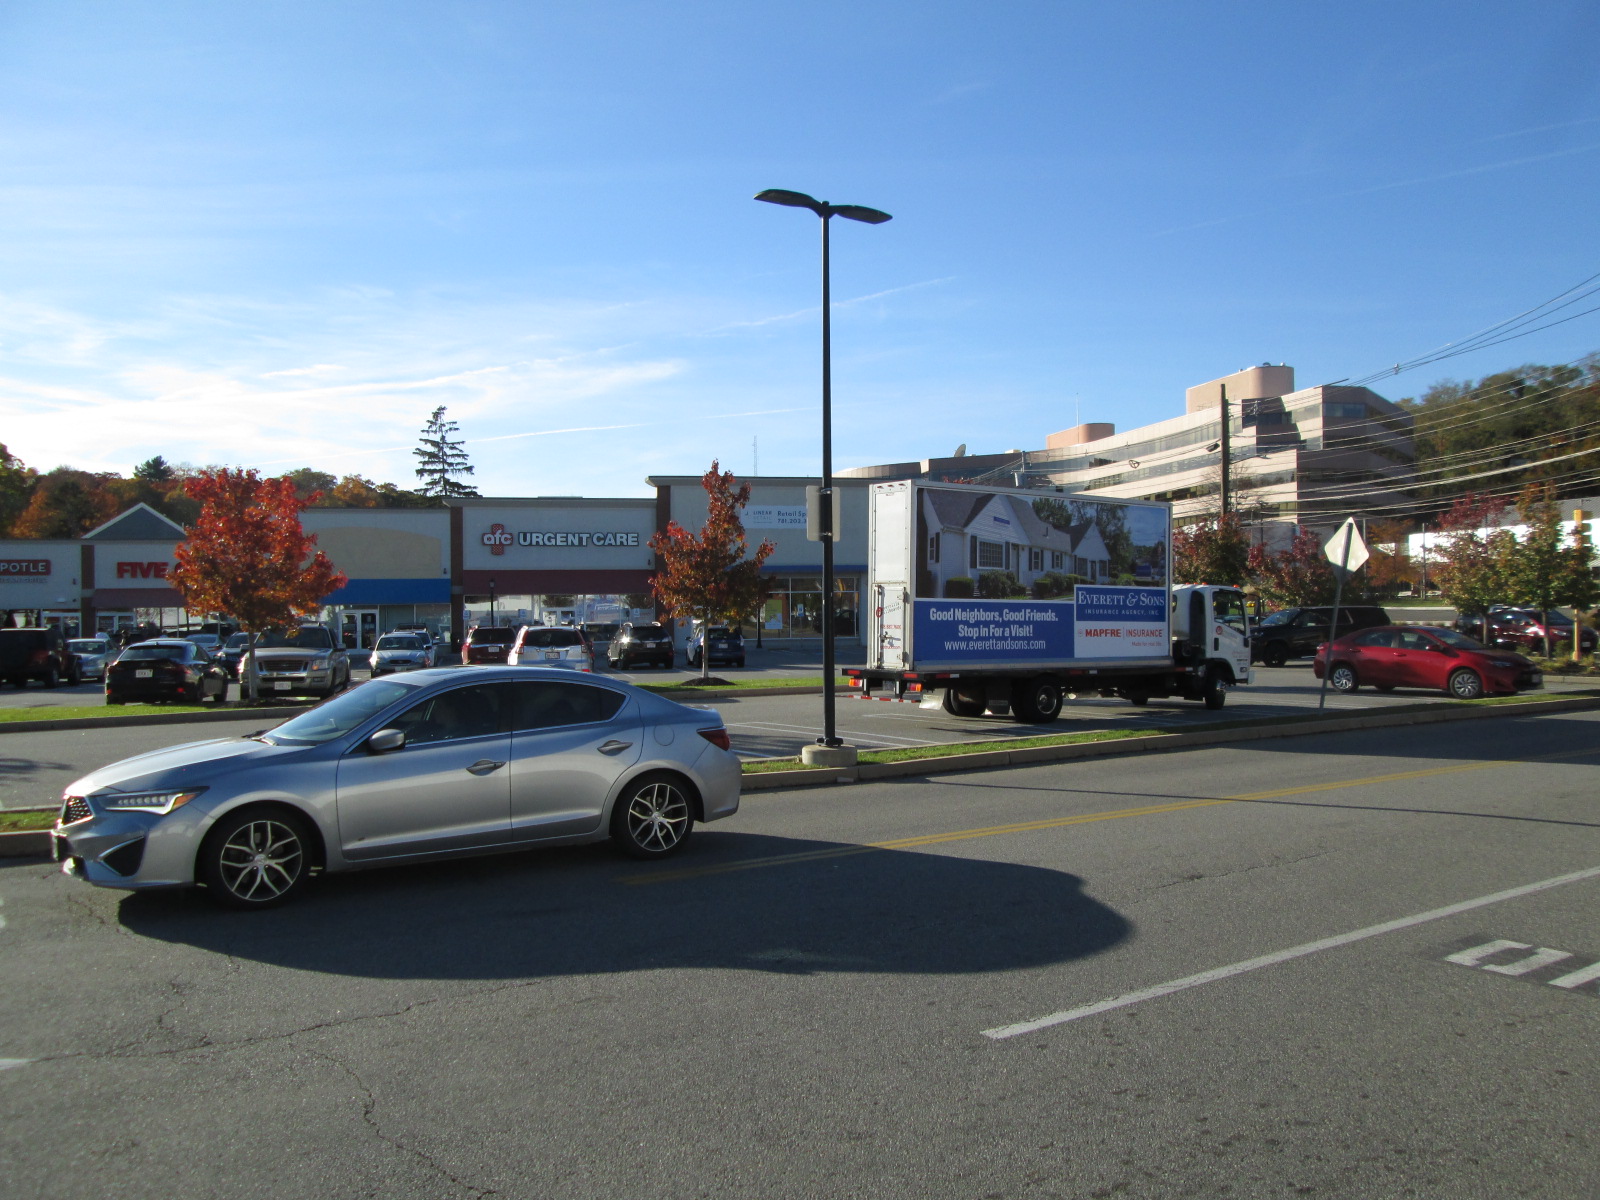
[918,489,1110,597]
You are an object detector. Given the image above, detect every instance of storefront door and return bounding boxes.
[341,609,380,649]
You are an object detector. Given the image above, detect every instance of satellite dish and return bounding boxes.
[953,443,967,458]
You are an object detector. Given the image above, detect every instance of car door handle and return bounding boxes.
[466,759,506,775]
[597,740,633,755]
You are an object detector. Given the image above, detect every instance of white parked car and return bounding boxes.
[508,625,593,671]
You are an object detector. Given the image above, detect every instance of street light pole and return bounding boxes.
[755,189,891,753]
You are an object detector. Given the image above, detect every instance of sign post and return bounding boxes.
[1317,518,1371,710]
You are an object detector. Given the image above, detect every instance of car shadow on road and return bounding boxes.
[116,831,1131,982]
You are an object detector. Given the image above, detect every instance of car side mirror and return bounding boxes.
[367,728,406,754]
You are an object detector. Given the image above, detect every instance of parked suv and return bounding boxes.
[608,622,675,669]
[687,624,745,668]
[509,625,593,671]
[248,625,350,698]
[1250,605,1391,667]
[0,626,81,688]
[463,625,517,665]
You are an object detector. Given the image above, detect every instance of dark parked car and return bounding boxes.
[608,622,675,669]
[1457,608,1598,656]
[1250,605,1391,667]
[582,622,620,644]
[464,625,517,665]
[687,624,745,668]
[216,632,252,678]
[1313,625,1540,699]
[0,626,81,688]
[105,639,229,705]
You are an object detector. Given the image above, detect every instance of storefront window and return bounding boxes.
[757,576,860,639]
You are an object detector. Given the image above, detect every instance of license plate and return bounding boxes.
[274,681,292,690]
[1531,673,1542,683]
[135,669,152,678]
[544,651,560,660]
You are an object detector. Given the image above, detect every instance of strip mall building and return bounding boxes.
[0,476,873,649]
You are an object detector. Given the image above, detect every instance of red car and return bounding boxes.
[1313,625,1541,700]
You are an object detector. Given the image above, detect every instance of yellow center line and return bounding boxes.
[622,744,1600,886]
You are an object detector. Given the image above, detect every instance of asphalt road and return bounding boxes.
[2,712,1598,1197]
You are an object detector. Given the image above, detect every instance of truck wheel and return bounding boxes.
[1011,677,1063,724]
[942,688,985,717]
[1202,670,1227,710]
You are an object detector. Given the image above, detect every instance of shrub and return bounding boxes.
[977,570,1025,599]
[943,577,975,599]
[1031,572,1086,600]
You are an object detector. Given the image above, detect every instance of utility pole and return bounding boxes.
[1218,383,1231,516]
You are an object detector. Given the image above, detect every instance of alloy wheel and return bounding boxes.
[214,817,306,904]
[619,780,691,856]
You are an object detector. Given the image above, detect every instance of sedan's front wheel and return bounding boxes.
[200,809,314,909]
[610,774,694,860]
[1448,669,1485,700]
[1329,663,1358,693]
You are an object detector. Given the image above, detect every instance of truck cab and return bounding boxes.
[1171,585,1253,690]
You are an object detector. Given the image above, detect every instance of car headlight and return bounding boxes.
[98,787,208,814]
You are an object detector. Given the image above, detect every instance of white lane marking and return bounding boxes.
[0,894,6,931]
[0,1058,31,1071]
[983,863,1600,1039]
[1549,961,1600,989]
[1445,939,1530,966]
[1482,947,1575,975]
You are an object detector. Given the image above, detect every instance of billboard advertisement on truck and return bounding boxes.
[895,484,1172,671]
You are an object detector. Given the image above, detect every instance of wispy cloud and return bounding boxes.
[702,277,956,334]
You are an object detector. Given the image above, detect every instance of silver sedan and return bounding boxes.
[53,666,740,909]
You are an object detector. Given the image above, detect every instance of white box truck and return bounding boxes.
[845,481,1252,723]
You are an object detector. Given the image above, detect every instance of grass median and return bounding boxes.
[1,808,55,832]
[0,702,220,724]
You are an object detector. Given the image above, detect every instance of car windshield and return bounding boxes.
[121,644,190,661]
[257,627,335,649]
[520,629,582,648]
[68,640,106,653]
[263,679,418,745]
[1258,611,1296,627]
[469,627,516,645]
[376,635,425,650]
[224,633,250,648]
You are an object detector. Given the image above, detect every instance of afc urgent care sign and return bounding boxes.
[480,524,642,556]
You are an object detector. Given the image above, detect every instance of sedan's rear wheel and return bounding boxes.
[200,809,313,909]
[610,774,694,860]
[1448,668,1485,700]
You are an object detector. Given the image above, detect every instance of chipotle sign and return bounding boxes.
[0,560,50,576]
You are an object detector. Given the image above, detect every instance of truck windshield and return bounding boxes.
[1214,591,1249,634]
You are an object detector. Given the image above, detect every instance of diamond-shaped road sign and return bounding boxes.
[1324,517,1370,574]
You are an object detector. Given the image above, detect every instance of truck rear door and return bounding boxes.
[873,583,907,670]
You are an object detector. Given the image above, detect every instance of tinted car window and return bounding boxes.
[257,627,336,649]
[1257,610,1296,628]
[519,628,583,648]
[627,625,668,638]
[376,635,426,650]
[1432,629,1485,650]
[392,684,508,745]
[468,627,516,645]
[509,680,627,730]
[1394,630,1434,651]
[120,644,193,662]
[1354,629,1394,647]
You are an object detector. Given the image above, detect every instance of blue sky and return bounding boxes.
[3,1,1598,497]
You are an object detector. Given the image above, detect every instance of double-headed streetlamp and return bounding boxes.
[754,189,892,756]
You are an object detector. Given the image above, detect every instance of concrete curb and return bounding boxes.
[741,694,1600,791]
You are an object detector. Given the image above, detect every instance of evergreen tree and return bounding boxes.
[413,406,480,497]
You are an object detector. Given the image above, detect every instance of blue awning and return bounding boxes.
[323,579,451,606]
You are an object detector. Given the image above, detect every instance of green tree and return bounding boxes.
[1500,484,1600,657]
[1171,513,1250,585]
[647,461,774,680]
[0,444,36,536]
[132,456,174,484]
[1432,493,1514,643]
[413,406,480,498]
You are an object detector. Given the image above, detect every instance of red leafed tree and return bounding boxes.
[648,462,775,680]
[1246,527,1338,608]
[169,469,346,700]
